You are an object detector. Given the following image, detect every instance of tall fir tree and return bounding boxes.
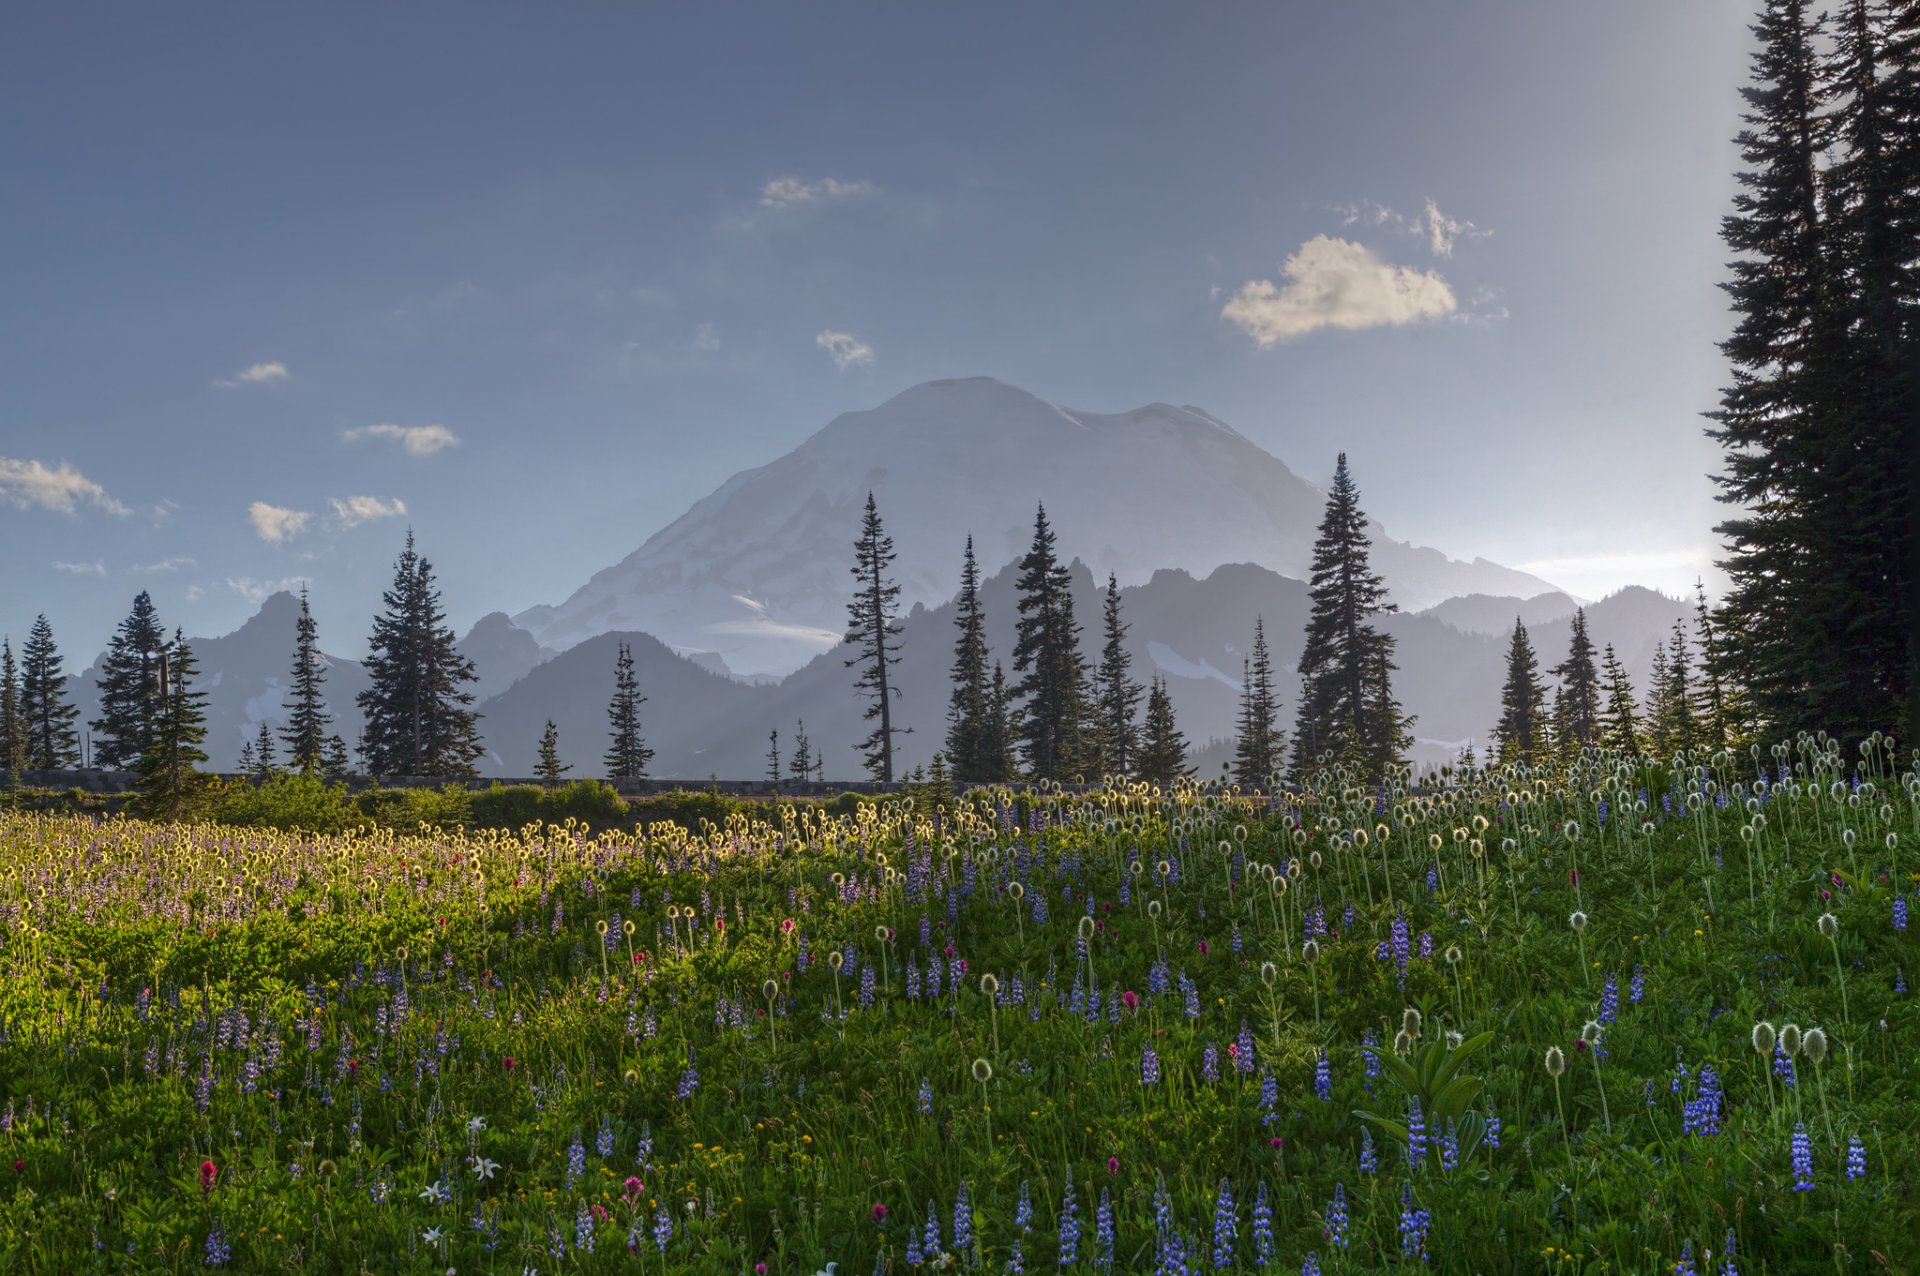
[135,631,209,820]
[789,720,815,785]
[1690,582,1735,747]
[945,535,996,782]
[1599,643,1644,754]
[1707,0,1914,744]
[1233,618,1282,786]
[1090,572,1145,776]
[536,719,570,786]
[1011,504,1090,781]
[21,614,79,769]
[844,493,906,781]
[766,729,782,785]
[1644,641,1674,755]
[250,722,277,778]
[1653,621,1697,754]
[322,734,351,779]
[356,533,483,776]
[604,642,654,781]
[1137,675,1190,788]
[280,585,334,775]
[0,639,24,774]
[1550,608,1603,756]
[1490,619,1549,766]
[91,591,167,769]
[1290,454,1406,782]
[986,661,1017,783]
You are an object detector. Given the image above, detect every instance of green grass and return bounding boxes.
[0,738,1913,1273]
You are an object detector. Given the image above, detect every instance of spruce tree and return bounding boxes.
[280,585,333,775]
[766,729,781,786]
[237,737,256,775]
[1654,621,1697,753]
[789,720,815,785]
[1011,504,1090,781]
[986,662,1016,783]
[1690,582,1734,747]
[844,493,906,781]
[536,719,570,786]
[1291,454,1405,782]
[945,536,995,781]
[604,642,654,781]
[1233,618,1281,787]
[322,734,351,779]
[356,533,483,776]
[1490,619,1549,766]
[21,614,79,769]
[1599,643,1643,754]
[1644,641,1674,755]
[251,722,277,778]
[1090,572,1144,776]
[1550,608,1602,756]
[0,639,24,774]
[91,590,167,769]
[135,631,209,820]
[1137,675,1190,788]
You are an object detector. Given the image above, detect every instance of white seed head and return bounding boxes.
[1077,916,1096,940]
[980,974,999,996]
[1778,1023,1801,1057]
[1302,939,1320,963]
[1751,1021,1776,1055]
[1818,912,1839,938]
[1444,944,1462,966]
[762,979,779,1001]
[1545,1046,1566,1077]
[828,950,845,971]
[1402,1007,1423,1036]
[971,1057,993,1084]
[1148,899,1162,919]
[1581,1020,1603,1044]
[1260,961,1277,988]
[1569,911,1589,932]
[1801,1027,1828,1064]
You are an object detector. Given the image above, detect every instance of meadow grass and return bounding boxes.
[0,736,1913,1273]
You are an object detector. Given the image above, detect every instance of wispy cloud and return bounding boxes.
[0,457,131,516]
[214,360,289,388]
[133,556,196,573]
[1333,199,1490,258]
[343,424,459,456]
[759,176,875,211]
[815,330,875,370]
[248,501,311,543]
[328,495,408,529]
[225,576,309,605]
[52,559,104,575]
[1222,236,1455,346]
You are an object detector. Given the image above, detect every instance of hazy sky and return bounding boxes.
[1,1,1752,659]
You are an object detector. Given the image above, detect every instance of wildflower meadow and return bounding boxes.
[0,735,1914,1273]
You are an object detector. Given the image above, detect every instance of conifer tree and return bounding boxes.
[604,642,654,781]
[280,585,333,775]
[1233,618,1282,786]
[1644,641,1674,755]
[322,734,351,779]
[1490,619,1549,766]
[135,632,209,820]
[237,737,256,775]
[91,590,167,769]
[1550,608,1602,756]
[845,493,906,781]
[986,662,1016,783]
[0,639,25,774]
[356,533,483,776]
[1654,621,1697,754]
[1291,454,1405,782]
[1090,572,1144,776]
[1690,582,1734,747]
[1600,643,1643,754]
[766,729,782,786]
[789,720,815,785]
[1011,504,1090,781]
[250,722,277,778]
[21,614,79,769]
[536,719,570,786]
[1137,675,1190,788]
[945,535,996,782]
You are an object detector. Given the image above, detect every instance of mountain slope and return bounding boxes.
[514,377,1563,675]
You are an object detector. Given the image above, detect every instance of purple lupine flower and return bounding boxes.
[1719,1228,1739,1276]
[1235,1021,1256,1075]
[1251,1181,1273,1266]
[1405,1096,1427,1170]
[923,1198,942,1258]
[1675,1239,1698,1276]
[1846,1134,1865,1180]
[1057,1167,1080,1265]
[1397,1183,1431,1259]
[1790,1123,1814,1191]
[1324,1183,1348,1250]
[917,1076,932,1115]
[1359,1128,1378,1174]
[952,1182,972,1251]
[1096,1187,1115,1269]
[1629,964,1646,1004]
[204,1219,230,1267]
[1211,1179,1236,1269]
[1201,1042,1220,1084]
[1142,1047,1161,1085]
[1314,1051,1332,1101]
[1599,973,1619,1025]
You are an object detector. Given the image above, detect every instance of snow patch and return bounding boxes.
[1147,640,1241,690]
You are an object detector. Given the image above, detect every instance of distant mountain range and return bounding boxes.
[512,377,1564,677]
[68,574,1688,779]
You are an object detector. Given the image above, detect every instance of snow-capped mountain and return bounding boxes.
[513,377,1563,676]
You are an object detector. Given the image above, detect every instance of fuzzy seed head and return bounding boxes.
[980,974,999,996]
[1545,1046,1566,1077]
[971,1058,993,1084]
[1752,1021,1776,1055]
[1801,1027,1828,1064]
[1818,912,1838,938]
[1778,1023,1801,1057]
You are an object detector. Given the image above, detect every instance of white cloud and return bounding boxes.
[185,584,205,602]
[52,559,104,575]
[343,424,459,456]
[328,495,408,529]
[0,457,131,516]
[225,575,309,605]
[1331,199,1489,258]
[133,556,196,573]
[1422,199,1487,258]
[759,176,875,210]
[1222,236,1456,346]
[815,329,875,370]
[248,501,311,543]
[215,360,289,388]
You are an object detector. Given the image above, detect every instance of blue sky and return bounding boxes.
[1,1,1751,659]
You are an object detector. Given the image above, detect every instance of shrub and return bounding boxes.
[353,783,473,830]
[210,773,357,833]
[469,780,629,832]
